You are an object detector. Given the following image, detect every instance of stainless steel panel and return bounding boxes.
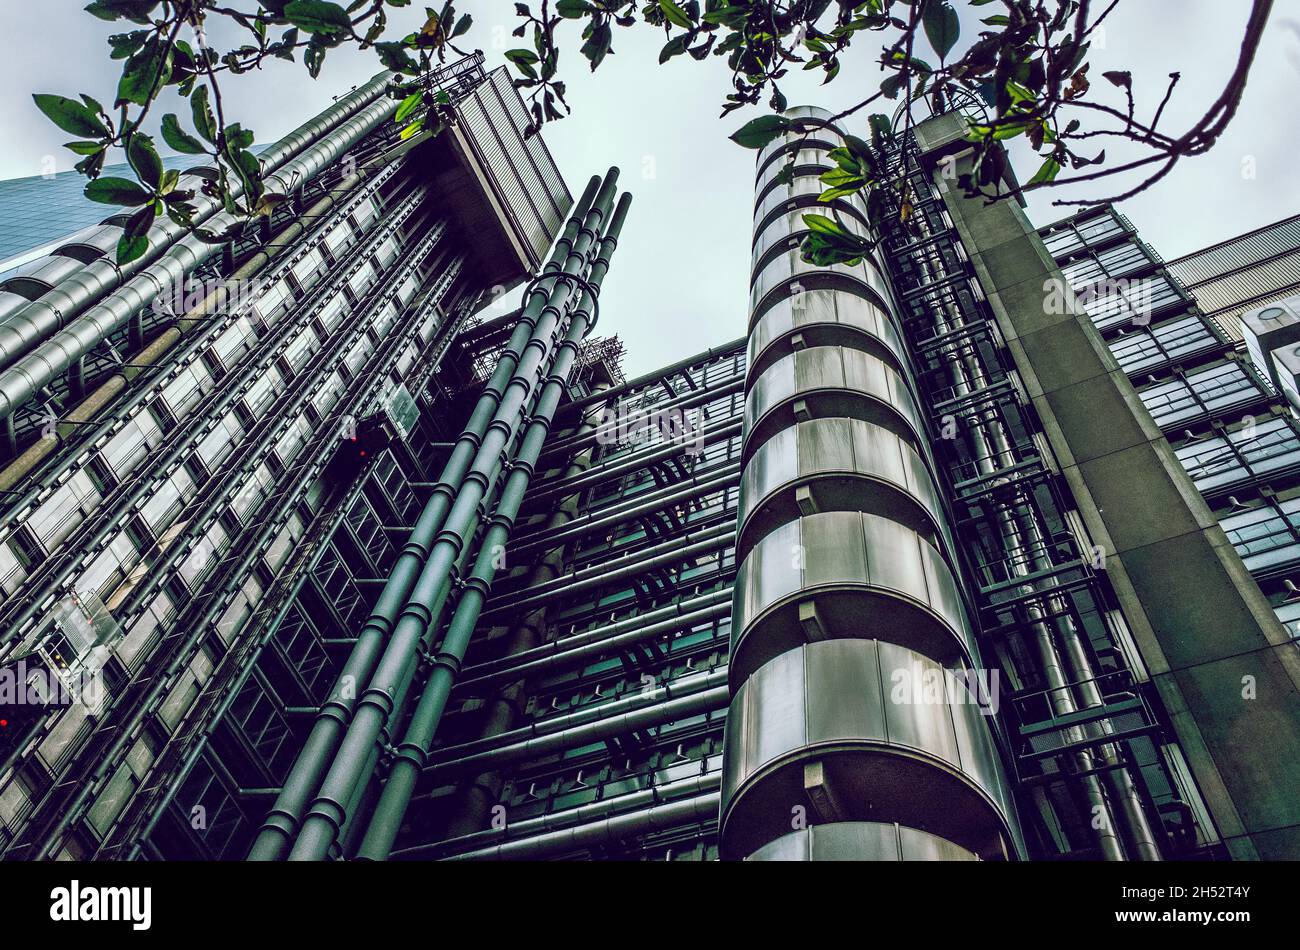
[755,105,847,170]
[750,246,893,321]
[720,639,1015,860]
[747,822,979,861]
[747,288,905,380]
[743,346,925,453]
[805,637,885,742]
[878,639,961,768]
[752,204,870,266]
[862,513,931,603]
[730,510,976,676]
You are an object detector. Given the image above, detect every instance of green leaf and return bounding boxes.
[32,94,109,138]
[224,123,256,151]
[283,0,353,35]
[505,48,540,65]
[375,41,420,74]
[556,0,592,17]
[85,176,152,206]
[161,113,206,154]
[108,30,149,60]
[116,232,151,265]
[191,86,217,143]
[451,13,472,37]
[803,213,848,238]
[580,22,612,70]
[127,133,163,189]
[659,35,687,64]
[922,0,960,60]
[728,114,789,149]
[64,141,106,156]
[85,0,159,23]
[820,167,862,188]
[116,35,172,107]
[659,0,693,29]
[395,91,423,123]
[1027,156,1062,186]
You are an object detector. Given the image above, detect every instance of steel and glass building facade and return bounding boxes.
[1040,206,1300,639]
[1,80,1299,862]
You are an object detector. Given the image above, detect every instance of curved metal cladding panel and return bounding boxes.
[742,344,926,460]
[736,418,949,562]
[720,640,1016,860]
[748,821,979,861]
[746,289,907,383]
[729,511,976,683]
[720,106,1019,860]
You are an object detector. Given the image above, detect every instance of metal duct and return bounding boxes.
[0,75,399,424]
[0,71,394,376]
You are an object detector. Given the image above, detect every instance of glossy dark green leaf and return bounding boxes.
[85,0,159,23]
[161,113,206,154]
[728,114,789,149]
[659,0,693,29]
[284,0,352,35]
[32,94,109,138]
[116,35,172,106]
[85,176,152,206]
[127,132,163,188]
[922,0,959,60]
[556,0,592,18]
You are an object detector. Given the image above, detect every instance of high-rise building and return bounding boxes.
[1039,206,1300,639]
[1,73,1298,862]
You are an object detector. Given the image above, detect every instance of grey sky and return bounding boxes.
[1,2,1297,376]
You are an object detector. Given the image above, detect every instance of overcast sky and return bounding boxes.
[1,2,1297,375]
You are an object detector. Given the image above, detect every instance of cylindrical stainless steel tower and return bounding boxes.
[719,106,1021,861]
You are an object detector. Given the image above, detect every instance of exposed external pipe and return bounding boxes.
[349,196,628,855]
[439,378,618,841]
[0,71,394,378]
[478,522,735,623]
[426,671,726,782]
[0,188,430,647]
[0,165,383,495]
[442,791,721,861]
[455,594,731,692]
[508,462,741,560]
[246,174,605,861]
[279,169,624,861]
[553,335,746,420]
[908,190,1135,861]
[537,373,744,463]
[525,417,742,506]
[8,204,449,861]
[118,260,464,860]
[395,771,722,860]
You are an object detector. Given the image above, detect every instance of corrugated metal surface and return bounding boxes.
[1165,216,1300,342]
[1180,251,1300,341]
[1169,215,1300,286]
[457,67,571,267]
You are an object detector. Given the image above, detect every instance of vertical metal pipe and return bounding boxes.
[246,175,603,860]
[354,193,631,859]
[283,170,622,861]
